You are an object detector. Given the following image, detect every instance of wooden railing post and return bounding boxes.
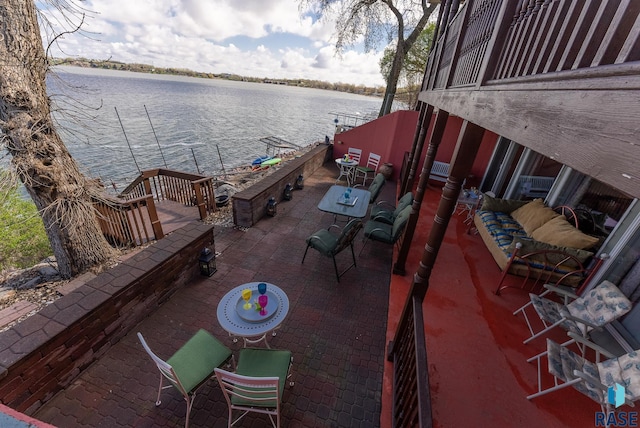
[144,195,164,240]
[192,182,207,220]
[387,295,432,428]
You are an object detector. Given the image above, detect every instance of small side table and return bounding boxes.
[457,190,482,232]
[335,158,358,187]
[216,282,289,348]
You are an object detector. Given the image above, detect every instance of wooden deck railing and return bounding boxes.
[387,295,432,428]
[426,0,640,90]
[93,169,216,248]
[119,168,216,220]
[93,194,163,248]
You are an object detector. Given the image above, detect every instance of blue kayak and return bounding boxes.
[252,155,272,166]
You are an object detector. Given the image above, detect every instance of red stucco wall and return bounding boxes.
[332,110,497,186]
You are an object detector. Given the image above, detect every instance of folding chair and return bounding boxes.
[514,280,632,344]
[527,336,640,418]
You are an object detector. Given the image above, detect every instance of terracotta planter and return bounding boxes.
[380,163,393,180]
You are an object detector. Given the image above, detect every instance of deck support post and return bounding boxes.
[394,108,449,275]
[400,103,434,198]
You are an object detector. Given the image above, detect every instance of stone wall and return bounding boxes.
[232,144,332,227]
[0,222,215,413]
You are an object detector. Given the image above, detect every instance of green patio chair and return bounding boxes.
[302,218,363,282]
[365,173,386,204]
[362,205,412,252]
[370,191,413,225]
[137,329,233,428]
[215,347,293,428]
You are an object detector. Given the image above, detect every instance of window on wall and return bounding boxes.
[496,146,562,201]
[551,169,634,241]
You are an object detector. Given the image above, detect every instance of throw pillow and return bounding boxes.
[531,215,601,250]
[510,199,560,235]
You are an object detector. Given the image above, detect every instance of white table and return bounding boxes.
[335,158,359,187]
[216,282,289,348]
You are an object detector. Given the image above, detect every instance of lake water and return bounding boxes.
[42,66,382,192]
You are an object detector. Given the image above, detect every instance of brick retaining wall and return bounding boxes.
[0,222,214,414]
[232,143,332,227]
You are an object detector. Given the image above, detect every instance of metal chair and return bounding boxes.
[370,192,413,225]
[362,205,411,253]
[355,152,381,185]
[302,218,363,282]
[347,147,362,164]
[215,347,293,428]
[137,329,233,428]
[527,335,640,417]
[359,172,385,204]
[514,280,632,345]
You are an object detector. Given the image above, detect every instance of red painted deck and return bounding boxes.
[382,182,600,428]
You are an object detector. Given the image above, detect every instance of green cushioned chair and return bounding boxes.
[370,191,413,225]
[363,205,411,250]
[215,348,293,428]
[366,173,386,204]
[137,329,233,428]
[302,218,363,282]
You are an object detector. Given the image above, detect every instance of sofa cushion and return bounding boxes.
[531,215,600,250]
[510,199,560,235]
[477,210,528,250]
[480,195,528,213]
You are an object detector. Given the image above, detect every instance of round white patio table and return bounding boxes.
[335,158,359,187]
[216,282,289,348]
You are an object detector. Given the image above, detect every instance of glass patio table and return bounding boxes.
[318,185,371,224]
[216,282,289,348]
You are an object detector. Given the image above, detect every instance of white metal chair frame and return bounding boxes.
[527,333,640,418]
[215,348,293,428]
[355,152,381,186]
[347,147,362,164]
[514,280,632,345]
[215,370,283,428]
[137,332,233,428]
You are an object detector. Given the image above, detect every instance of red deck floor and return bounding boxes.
[382,182,601,428]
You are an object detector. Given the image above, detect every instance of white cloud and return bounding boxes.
[41,0,386,87]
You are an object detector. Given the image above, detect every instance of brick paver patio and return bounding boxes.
[34,164,395,427]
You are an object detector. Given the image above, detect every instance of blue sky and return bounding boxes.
[42,0,387,87]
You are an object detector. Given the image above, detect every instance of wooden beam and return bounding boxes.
[418,74,640,199]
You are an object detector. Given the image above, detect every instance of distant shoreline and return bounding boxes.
[51,58,384,98]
